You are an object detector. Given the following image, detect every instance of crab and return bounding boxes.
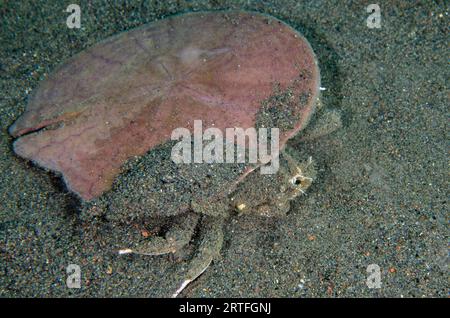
[91,104,341,297]
[9,10,342,297]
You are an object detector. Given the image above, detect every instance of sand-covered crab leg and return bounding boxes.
[172,215,224,298]
[118,212,199,256]
[298,109,342,142]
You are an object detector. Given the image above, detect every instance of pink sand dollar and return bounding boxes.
[10,11,320,200]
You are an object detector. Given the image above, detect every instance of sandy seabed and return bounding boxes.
[0,1,447,297]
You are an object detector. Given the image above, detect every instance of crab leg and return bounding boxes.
[118,212,199,256]
[172,215,224,297]
[298,109,342,142]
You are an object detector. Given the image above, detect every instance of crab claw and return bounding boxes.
[172,260,212,298]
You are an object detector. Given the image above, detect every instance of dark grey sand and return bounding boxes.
[0,1,448,297]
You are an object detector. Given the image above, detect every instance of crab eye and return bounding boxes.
[291,177,301,186]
